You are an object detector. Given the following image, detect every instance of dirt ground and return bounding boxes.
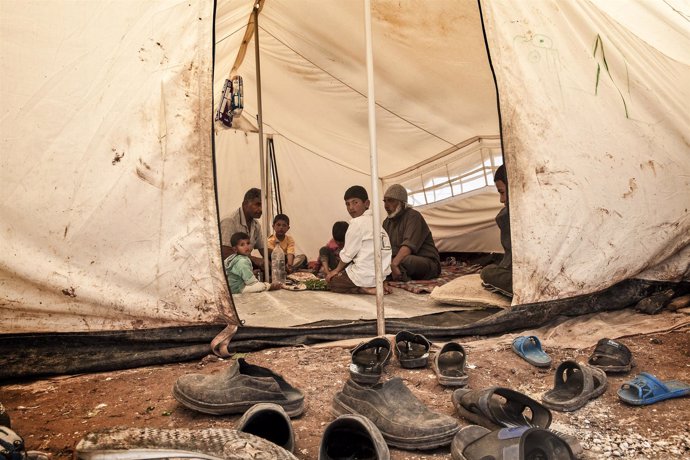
[2,330,689,459]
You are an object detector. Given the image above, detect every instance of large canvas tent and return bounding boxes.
[1,1,689,376]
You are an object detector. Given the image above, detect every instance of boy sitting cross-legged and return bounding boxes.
[225,232,280,294]
[267,213,306,273]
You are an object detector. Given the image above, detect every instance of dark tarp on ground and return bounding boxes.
[1,279,686,382]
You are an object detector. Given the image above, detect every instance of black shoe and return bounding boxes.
[236,403,295,452]
[319,414,389,460]
[332,377,459,450]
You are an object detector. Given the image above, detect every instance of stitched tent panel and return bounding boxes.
[0,0,234,332]
[482,0,690,303]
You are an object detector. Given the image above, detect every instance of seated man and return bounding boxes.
[220,188,265,269]
[480,164,512,297]
[326,186,392,295]
[382,184,441,281]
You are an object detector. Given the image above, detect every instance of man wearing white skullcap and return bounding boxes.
[382,184,441,281]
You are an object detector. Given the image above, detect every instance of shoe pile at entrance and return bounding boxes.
[62,334,689,460]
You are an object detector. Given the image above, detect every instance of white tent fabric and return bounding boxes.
[216,0,690,305]
[1,0,689,335]
[482,0,690,303]
[1,1,232,332]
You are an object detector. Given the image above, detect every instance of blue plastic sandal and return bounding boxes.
[617,372,690,406]
[512,336,552,368]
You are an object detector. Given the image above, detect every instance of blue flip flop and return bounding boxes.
[617,372,690,406]
[512,336,552,368]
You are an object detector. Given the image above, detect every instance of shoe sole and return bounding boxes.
[172,385,304,417]
[332,393,458,450]
[75,428,297,460]
[436,374,469,387]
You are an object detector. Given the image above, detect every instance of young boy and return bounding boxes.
[267,214,306,273]
[317,221,349,277]
[326,185,392,295]
[225,232,279,294]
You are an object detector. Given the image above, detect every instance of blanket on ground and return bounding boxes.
[388,263,483,294]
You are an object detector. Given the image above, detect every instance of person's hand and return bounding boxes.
[286,265,294,274]
[269,282,282,291]
[326,271,338,283]
[390,264,403,280]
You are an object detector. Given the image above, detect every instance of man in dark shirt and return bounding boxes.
[480,164,512,297]
[382,184,441,281]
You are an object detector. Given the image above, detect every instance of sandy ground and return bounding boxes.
[2,330,689,459]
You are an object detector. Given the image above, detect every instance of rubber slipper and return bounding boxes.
[512,336,552,368]
[588,338,634,373]
[350,337,391,385]
[452,387,552,429]
[394,331,431,369]
[541,361,608,412]
[451,387,583,457]
[434,342,469,387]
[451,425,575,460]
[617,372,690,406]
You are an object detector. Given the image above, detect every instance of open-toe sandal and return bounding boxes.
[452,387,582,457]
[349,337,391,385]
[452,387,552,429]
[434,342,469,387]
[618,372,690,406]
[394,331,431,369]
[512,336,552,368]
[588,338,634,373]
[451,425,575,460]
[541,361,607,412]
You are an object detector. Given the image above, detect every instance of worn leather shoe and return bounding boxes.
[332,377,459,450]
[173,358,304,417]
[319,414,389,460]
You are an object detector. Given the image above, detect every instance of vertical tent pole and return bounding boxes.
[363,0,385,336]
[253,4,270,282]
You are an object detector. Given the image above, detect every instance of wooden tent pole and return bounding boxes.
[363,0,385,336]
[253,4,270,282]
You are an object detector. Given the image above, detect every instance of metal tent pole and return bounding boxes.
[253,4,270,282]
[363,0,385,336]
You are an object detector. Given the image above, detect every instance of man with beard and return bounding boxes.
[220,187,265,269]
[382,184,441,281]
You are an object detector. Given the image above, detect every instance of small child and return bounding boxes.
[317,221,349,277]
[225,232,279,294]
[267,214,306,273]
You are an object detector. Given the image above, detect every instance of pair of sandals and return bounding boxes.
[587,337,690,405]
[511,336,610,412]
[451,386,579,460]
[350,334,470,388]
[511,336,636,373]
[349,332,432,384]
[514,336,690,408]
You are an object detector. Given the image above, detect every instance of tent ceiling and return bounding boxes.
[214,0,500,177]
